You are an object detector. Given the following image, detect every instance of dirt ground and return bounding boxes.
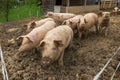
[0,15,120,80]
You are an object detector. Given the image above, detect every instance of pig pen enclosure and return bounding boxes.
[0,14,120,80]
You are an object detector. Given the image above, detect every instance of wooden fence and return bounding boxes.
[100,1,118,9]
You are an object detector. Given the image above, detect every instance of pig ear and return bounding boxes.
[48,12,53,16]
[62,21,66,25]
[69,20,73,25]
[26,36,34,43]
[16,35,25,41]
[54,40,63,47]
[39,41,46,47]
[31,22,36,28]
[17,36,34,43]
[23,24,28,27]
[45,12,53,17]
[16,36,25,46]
[98,12,103,17]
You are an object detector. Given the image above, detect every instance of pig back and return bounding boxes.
[74,15,82,20]
[27,21,56,45]
[35,18,54,27]
[50,13,75,21]
[44,25,73,48]
[60,13,76,20]
[69,15,83,24]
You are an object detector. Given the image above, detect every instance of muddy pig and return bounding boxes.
[23,18,54,32]
[98,11,111,36]
[45,12,76,25]
[62,15,83,34]
[17,21,56,53]
[39,25,73,67]
[77,13,99,39]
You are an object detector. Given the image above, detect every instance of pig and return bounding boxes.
[77,13,99,39]
[114,7,119,12]
[98,11,111,36]
[62,15,83,35]
[39,25,73,67]
[112,7,119,15]
[23,18,54,32]
[45,12,76,25]
[17,20,56,53]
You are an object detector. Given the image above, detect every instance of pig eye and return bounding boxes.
[52,48,57,50]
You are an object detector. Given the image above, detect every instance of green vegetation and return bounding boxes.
[0,4,44,22]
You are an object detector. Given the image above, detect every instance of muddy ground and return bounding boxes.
[0,15,120,80]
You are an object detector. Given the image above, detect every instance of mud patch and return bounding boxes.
[0,16,120,80]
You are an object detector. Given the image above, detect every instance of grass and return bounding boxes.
[0,4,44,22]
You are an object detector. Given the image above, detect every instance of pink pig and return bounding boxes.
[39,25,73,66]
[98,11,111,36]
[45,12,76,25]
[62,15,83,34]
[24,18,54,32]
[17,21,56,53]
[77,13,99,39]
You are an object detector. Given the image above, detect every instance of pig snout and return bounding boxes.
[16,38,22,46]
[41,57,53,68]
[80,23,86,28]
[104,15,109,19]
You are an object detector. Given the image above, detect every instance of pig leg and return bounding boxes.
[84,30,89,38]
[66,40,73,50]
[76,26,81,39]
[104,27,108,37]
[79,31,82,40]
[95,22,99,34]
[58,50,64,66]
[78,28,82,39]
[99,26,102,34]
[66,43,71,50]
[100,27,106,35]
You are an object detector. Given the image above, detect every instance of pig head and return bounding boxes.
[17,35,36,53]
[23,21,36,33]
[39,40,63,67]
[23,18,54,33]
[98,11,111,36]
